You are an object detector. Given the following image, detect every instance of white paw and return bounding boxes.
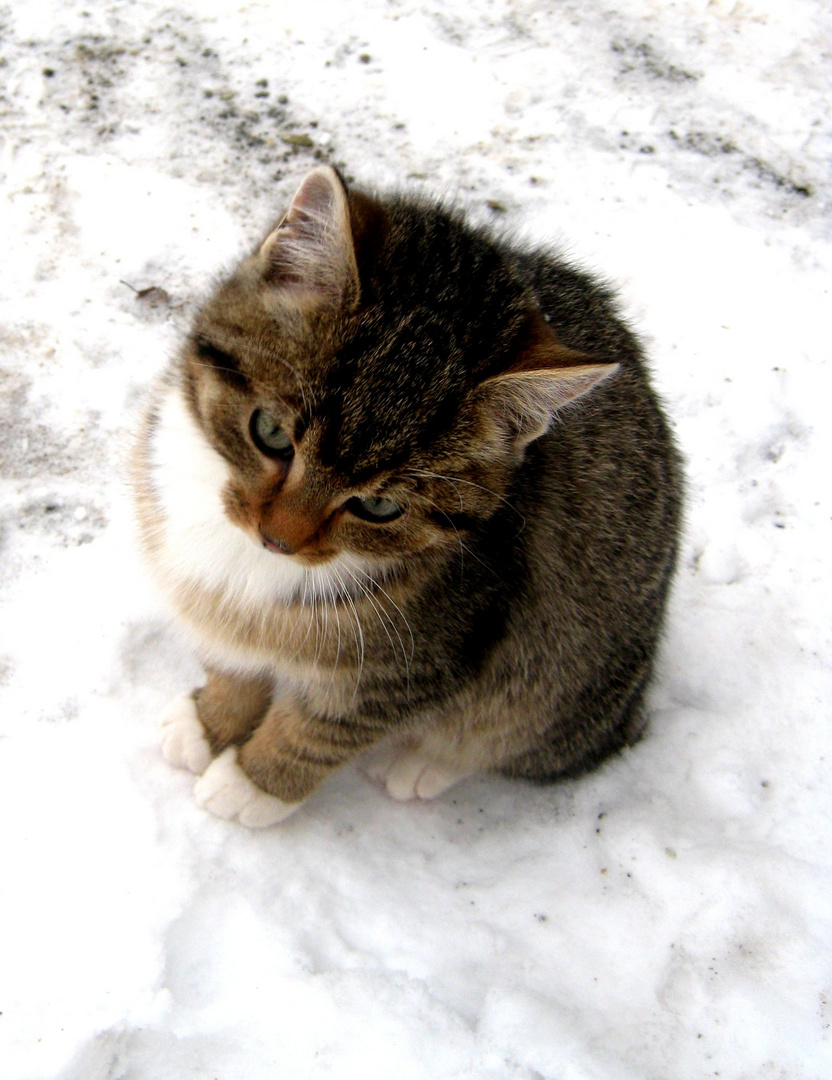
[193,747,302,827]
[160,693,212,775]
[368,745,469,802]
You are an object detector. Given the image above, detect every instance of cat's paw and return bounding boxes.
[193,747,302,827]
[362,741,408,785]
[160,693,212,775]
[367,745,469,802]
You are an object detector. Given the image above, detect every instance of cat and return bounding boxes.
[132,165,683,827]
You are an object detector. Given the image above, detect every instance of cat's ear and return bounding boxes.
[258,167,360,311]
[475,315,619,448]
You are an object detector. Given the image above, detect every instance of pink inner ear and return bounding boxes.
[472,314,621,449]
[288,170,339,220]
[259,167,360,308]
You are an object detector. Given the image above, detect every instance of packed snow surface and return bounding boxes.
[1,1,830,1078]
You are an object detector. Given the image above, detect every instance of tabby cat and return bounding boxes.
[133,166,682,827]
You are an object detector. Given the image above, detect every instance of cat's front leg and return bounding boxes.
[194,668,273,752]
[194,697,377,826]
[160,667,272,775]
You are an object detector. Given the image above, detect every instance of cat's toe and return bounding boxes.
[383,751,467,802]
[383,754,425,801]
[193,747,301,827]
[160,693,212,775]
[414,762,468,800]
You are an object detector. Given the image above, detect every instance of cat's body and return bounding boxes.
[134,167,682,825]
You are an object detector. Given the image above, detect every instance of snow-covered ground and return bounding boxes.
[1,1,830,1077]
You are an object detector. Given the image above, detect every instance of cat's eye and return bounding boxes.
[250,409,294,459]
[346,495,404,523]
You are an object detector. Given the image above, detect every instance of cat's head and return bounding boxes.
[181,167,616,570]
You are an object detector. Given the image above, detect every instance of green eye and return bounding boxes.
[347,495,404,523]
[250,409,294,459]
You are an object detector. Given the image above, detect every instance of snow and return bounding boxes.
[1,0,830,1077]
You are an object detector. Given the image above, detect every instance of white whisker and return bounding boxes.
[366,575,415,676]
[348,568,414,696]
[331,565,366,701]
[408,468,524,526]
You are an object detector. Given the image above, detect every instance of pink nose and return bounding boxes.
[258,504,320,554]
[259,527,296,555]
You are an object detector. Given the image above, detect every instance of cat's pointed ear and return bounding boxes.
[258,166,360,311]
[476,316,619,448]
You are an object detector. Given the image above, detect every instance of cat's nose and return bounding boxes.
[258,527,296,555]
[258,502,322,555]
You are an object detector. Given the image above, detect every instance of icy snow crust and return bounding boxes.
[1,1,831,1077]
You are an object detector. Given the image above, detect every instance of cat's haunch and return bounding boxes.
[133,166,682,826]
